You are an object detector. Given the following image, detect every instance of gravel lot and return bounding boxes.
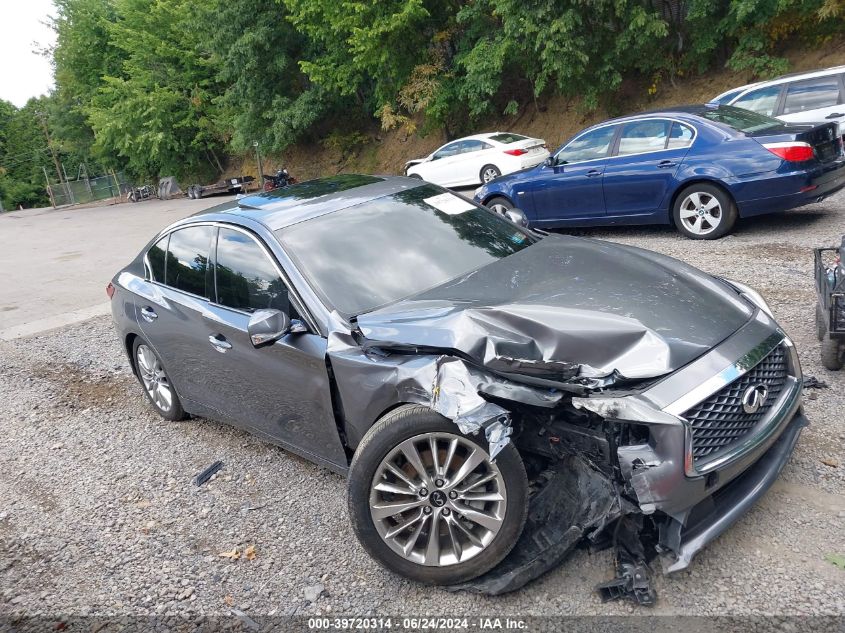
[1,195,844,628]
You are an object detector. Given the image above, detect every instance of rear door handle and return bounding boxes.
[825,113,844,119]
[140,307,158,322]
[657,160,677,168]
[585,169,603,177]
[208,335,232,353]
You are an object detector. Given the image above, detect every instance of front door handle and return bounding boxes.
[585,169,602,177]
[208,335,232,353]
[657,160,677,168]
[140,307,158,322]
[825,112,844,119]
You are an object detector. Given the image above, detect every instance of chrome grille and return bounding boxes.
[685,346,788,465]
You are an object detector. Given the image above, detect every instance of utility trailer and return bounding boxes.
[187,175,255,199]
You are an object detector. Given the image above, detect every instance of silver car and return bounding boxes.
[109,175,806,602]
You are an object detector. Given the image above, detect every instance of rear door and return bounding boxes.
[603,119,695,218]
[777,74,845,137]
[136,225,217,406]
[522,124,617,224]
[197,226,347,468]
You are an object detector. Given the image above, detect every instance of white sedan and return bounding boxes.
[404,132,549,187]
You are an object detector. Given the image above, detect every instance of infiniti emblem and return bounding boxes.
[741,384,769,414]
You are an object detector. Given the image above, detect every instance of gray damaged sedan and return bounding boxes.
[109,174,805,603]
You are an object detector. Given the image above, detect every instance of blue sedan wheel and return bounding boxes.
[673,184,737,240]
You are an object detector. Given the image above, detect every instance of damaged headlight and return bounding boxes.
[720,278,774,318]
[473,185,486,199]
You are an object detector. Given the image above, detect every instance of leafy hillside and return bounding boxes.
[2,0,845,209]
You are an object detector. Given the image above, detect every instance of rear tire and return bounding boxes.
[485,196,513,215]
[347,404,528,585]
[132,338,187,421]
[480,165,501,184]
[820,333,843,370]
[815,304,826,342]
[672,183,737,240]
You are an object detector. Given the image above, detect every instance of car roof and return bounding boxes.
[192,174,430,231]
[712,65,845,100]
[594,104,717,126]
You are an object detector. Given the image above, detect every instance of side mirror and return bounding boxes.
[504,208,529,228]
[544,156,555,167]
[248,309,291,347]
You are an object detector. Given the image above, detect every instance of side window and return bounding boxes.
[616,120,670,156]
[782,76,843,114]
[215,228,296,316]
[165,226,214,297]
[433,142,461,160]
[667,122,695,149]
[733,85,781,116]
[461,140,485,153]
[146,235,168,282]
[556,126,616,163]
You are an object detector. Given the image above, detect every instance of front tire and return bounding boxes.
[673,183,737,240]
[348,405,528,585]
[132,338,186,421]
[816,304,826,342]
[821,332,843,370]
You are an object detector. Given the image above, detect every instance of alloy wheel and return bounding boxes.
[482,168,500,183]
[136,344,173,413]
[678,191,722,236]
[369,432,507,567]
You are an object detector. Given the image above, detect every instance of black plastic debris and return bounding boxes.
[194,460,224,486]
[595,516,657,606]
[803,375,829,389]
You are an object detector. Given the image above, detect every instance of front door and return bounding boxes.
[522,124,617,225]
[198,226,347,469]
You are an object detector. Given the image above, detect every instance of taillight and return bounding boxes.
[503,148,528,156]
[762,142,814,162]
[106,282,115,299]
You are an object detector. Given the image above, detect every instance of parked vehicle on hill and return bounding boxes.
[127,184,157,203]
[262,168,297,192]
[474,105,845,239]
[404,132,549,187]
[711,66,845,139]
[109,174,806,600]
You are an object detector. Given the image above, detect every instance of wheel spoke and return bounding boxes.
[424,511,441,565]
[429,436,440,477]
[703,212,719,227]
[687,192,701,208]
[448,514,485,548]
[386,462,419,489]
[371,498,425,520]
[692,216,703,233]
[452,502,502,532]
[158,384,172,410]
[459,491,504,503]
[402,514,429,556]
[374,480,417,496]
[679,207,697,219]
[456,471,498,495]
[445,516,463,562]
[399,440,430,483]
[702,196,719,211]
[449,449,485,488]
[385,508,424,539]
[441,438,458,478]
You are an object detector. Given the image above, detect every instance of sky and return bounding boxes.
[0,0,58,108]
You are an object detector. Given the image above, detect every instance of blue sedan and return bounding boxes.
[473,105,845,239]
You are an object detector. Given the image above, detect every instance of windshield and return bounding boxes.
[699,105,783,133]
[276,184,537,318]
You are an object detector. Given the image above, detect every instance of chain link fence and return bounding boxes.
[46,172,129,207]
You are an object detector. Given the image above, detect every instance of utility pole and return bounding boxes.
[254,141,264,189]
[36,111,64,190]
[43,166,56,208]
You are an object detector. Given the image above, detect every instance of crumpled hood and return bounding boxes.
[355,234,753,386]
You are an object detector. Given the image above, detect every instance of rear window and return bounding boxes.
[783,76,843,115]
[698,106,783,134]
[490,133,528,144]
[164,225,215,298]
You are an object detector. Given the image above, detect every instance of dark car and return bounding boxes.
[109,175,806,599]
[474,104,845,239]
